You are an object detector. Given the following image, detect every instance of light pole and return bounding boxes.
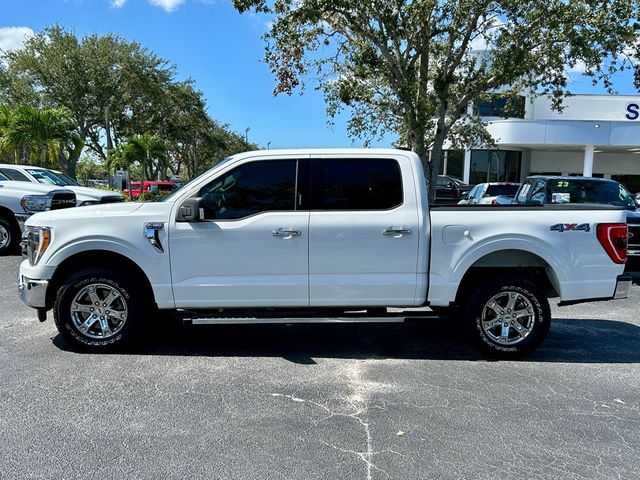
[266,141,271,150]
[245,127,251,147]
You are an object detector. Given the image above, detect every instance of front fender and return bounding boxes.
[42,235,174,309]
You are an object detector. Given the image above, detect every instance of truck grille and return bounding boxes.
[50,192,76,210]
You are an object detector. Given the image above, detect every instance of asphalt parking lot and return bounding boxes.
[1,255,639,480]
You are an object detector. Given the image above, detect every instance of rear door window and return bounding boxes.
[313,158,403,210]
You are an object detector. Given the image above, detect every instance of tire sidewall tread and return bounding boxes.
[53,267,144,351]
[0,215,20,255]
[464,275,551,359]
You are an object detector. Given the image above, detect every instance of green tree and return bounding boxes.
[0,105,16,162]
[76,157,108,185]
[0,26,173,176]
[0,25,255,180]
[233,0,639,199]
[0,105,79,169]
[113,133,168,184]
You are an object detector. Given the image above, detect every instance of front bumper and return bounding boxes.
[18,273,49,309]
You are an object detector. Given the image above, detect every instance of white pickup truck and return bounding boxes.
[18,149,631,357]
[0,171,76,255]
[0,164,124,206]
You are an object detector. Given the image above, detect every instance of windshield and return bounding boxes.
[27,169,69,186]
[163,156,234,202]
[55,172,81,186]
[548,179,637,208]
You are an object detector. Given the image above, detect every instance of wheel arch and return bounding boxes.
[0,206,20,231]
[0,206,22,253]
[46,250,156,309]
[454,249,560,306]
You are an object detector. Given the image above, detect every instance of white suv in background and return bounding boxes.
[0,164,123,206]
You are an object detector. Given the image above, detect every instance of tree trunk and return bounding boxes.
[105,105,113,152]
[427,113,448,203]
[64,139,84,179]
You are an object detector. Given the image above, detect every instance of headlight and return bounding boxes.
[21,226,52,266]
[20,194,52,214]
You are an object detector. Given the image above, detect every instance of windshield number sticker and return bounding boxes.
[550,223,591,232]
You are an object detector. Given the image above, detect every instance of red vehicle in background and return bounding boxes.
[125,181,177,198]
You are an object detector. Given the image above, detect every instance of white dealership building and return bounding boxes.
[444,93,640,192]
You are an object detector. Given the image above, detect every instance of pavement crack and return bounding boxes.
[271,360,385,479]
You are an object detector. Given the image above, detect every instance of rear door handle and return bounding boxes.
[272,228,302,237]
[382,227,412,236]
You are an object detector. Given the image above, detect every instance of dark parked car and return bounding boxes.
[626,216,640,282]
[435,175,473,204]
[513,175,640,277]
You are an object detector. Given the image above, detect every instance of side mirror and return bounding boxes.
[176,197,202,222]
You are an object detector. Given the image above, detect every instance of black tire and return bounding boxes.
[0,215,20,256]
[463,275,551,359]
[53,267,145,351]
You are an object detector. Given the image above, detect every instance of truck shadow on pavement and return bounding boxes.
[52,316,640,363]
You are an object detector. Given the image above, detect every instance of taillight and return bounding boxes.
[596,223,628,264]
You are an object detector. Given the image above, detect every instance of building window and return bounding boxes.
[475,94,525,119]
[470,150,521,185]
[439,150,465,179]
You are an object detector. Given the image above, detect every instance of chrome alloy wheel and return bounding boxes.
[480,291,535,346]
[70,283,128,340]
[0,224,9,249]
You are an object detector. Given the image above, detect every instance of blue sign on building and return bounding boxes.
[626,103,640,120]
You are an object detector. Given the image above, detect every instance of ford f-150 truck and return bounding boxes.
[0,171,76,255]
[18,149,631,357]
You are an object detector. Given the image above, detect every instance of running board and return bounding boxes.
[186,316,406,325]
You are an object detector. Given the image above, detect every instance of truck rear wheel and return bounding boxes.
[463,275,551,358]
[0,216,20,256]
[53,267,144,351]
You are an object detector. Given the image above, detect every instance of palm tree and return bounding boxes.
[0,105,77,168]
[0,106,17,163]
[120,133,168,184]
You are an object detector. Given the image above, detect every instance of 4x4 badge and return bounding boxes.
[550,223,590,232]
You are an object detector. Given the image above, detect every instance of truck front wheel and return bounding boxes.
[0,216,20,255]
[54,267,144,350]
[463,275,551,358]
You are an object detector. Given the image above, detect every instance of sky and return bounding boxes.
[0,0,638,151]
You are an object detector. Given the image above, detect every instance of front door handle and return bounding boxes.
[272,228,302,238]
[382,227,412,236]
